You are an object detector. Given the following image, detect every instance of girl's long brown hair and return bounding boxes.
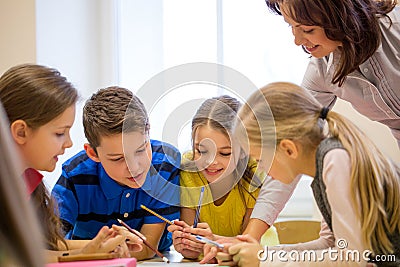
[0,64,78,251]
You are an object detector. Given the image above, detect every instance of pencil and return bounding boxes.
[193,186,205,228]
[117,219,169,263]
[195,235,224,249]
[140,205,174,225]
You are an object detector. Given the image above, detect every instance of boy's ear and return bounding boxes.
[278,139,298,159]
[10,120,29,145]
[84,143,100,162]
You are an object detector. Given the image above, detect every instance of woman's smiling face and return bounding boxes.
[280,3,342,58]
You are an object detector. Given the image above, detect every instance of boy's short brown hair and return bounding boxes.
[83,86,150,148]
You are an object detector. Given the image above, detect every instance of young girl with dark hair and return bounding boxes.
[168,95,279,260]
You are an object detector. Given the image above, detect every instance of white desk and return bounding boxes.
[137,251,217,267]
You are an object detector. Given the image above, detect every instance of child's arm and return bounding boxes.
[247,175,299,240]
[180,206,196,226]
[129,222,166,260]
[242,218,270,241]
[240,208,253,234]
[46,226,130,263]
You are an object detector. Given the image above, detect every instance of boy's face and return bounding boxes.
[88,132,152,188]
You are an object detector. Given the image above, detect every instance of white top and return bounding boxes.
[302,7,400,142]
[251,175,299,226]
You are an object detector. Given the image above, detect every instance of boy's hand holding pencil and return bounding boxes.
[111,224,143,252]
[117,219,169,263]
[80,225,131,258]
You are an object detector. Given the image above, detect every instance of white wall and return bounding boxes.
[0,0,36,74]
[35,0,121,188]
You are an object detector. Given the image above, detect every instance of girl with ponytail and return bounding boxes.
[216,82,400,266]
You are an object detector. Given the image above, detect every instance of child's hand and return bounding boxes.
[81,226,130,257]
[216,234,262,267]
[181,222,216,258]
[167,220,189,232]
[170,220,202,259]
[183,222,214,241]
[111,224,143,252]
[200,236,234,264]
[200,243,222,264]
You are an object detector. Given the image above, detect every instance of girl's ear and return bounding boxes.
[278,139,298,159]
[239,149,247,159]
[84,143,100,162]
[10,120,29,145]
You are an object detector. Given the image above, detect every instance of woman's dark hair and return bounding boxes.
[265,0,397,86]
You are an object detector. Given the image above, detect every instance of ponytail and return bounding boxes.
[325,111,400,254]
[240,82,400,255]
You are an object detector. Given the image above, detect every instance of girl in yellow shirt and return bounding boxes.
[168,95,278,260]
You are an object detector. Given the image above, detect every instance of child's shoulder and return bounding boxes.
[150,139,181,165]
[62,150,98,177]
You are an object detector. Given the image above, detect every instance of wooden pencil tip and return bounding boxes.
[162,256,169,263]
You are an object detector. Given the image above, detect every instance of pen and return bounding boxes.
[117,219,169,263]
[193,186,205,228]
[195,235,224,249]
[140,205,174,225]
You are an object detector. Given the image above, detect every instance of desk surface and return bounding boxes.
[137,251,217,267]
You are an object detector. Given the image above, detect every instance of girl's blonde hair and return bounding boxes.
[238,82,400,254]
[0,64,78,251]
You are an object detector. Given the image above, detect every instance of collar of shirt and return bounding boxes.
[98,164,135,199]
[97,163,155,199]
[326,52,334,74]
[23,168,43,194]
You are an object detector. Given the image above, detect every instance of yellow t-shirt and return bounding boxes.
[180,157,260,237]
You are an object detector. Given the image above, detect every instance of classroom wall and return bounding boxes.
[333,99,400,162]
[0,0,36,74]
[35,0,122,189]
